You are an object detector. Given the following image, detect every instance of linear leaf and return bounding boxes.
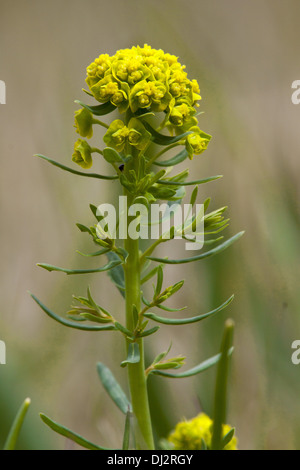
[97,363,132,414]
[144,295,234,325]
[30,293,116,331]
[3,398,31,450]
[143,121,191,145]
[148,232,245,265]
[151,351,233,378]
[75,99,116,116]
[106,252,125,297]
[138,326,160,337]
[80,313,112,324]
[36,154,118,180]
[37,259,121,275]
[115,322,134,338]
[76,248,110,257]
[153,148,189,167]
[157,175,222,186]
[221,428,235,450]
[40,413,110,450]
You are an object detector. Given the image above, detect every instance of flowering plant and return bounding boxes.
[31,45,243,450]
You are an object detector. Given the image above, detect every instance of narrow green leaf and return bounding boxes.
[155,266,163,297]
[221,428,235,450]
[80,313,112,324]
[30,293,116,331]
[189,186,198,208]
[106,252,125,298]
[142,121,191,145]
[132,305,139,326]
[75,99,116,116]
[153,362,181,370]
[97,363,132,414]
[157,175,222,186]
[148,232,245,265]
[138,326,160,337]
[156,304,187,312]
[76,248,110,257]
[153,148,189,167]
[141,266,160,285]
[211,320,235,450]
[35,154,118,180]
[153,343,172,365]
[40,413,110,450]
[144,295,234,325]
[3,398,31,450]
[90,203,103,221]
[151,351,233,378]
[121,343,140,367]
[122,410,131,450]
[115,322,134,338]
[37,259,121,275]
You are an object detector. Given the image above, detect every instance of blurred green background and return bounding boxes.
[0,0,300,450]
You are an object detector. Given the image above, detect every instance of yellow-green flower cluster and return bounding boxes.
[167,413,237,450]
[86,44,201,120]
[104,118,151,153]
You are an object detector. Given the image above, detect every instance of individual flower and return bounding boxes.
[129,80,172,113]
[112,58,152,86]
[103,120,129,153]
[185,126,212,159]
[169,102,197,128]
[103,118,151,153]
[167,413,237,450]
[72,139,93,169]
[90,75,130,113]
[86,54,112,88]
[127,118,152,150]
[74,108,94,138]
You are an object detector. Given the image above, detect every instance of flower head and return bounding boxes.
[85,45,202,115]
[167,413,237,450]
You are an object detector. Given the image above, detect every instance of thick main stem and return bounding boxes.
[124,208,155,450]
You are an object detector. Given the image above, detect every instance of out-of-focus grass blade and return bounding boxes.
[97,363,132,414]
[122,410,131,450]
[3,398,31,450]
[211,320,235,450]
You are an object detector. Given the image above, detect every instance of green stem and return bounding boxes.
[124,195,155,450]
